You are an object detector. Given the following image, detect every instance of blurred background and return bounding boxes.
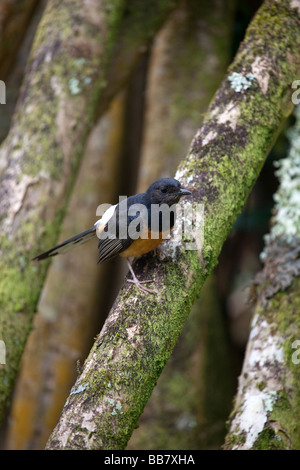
[0,0,291,449]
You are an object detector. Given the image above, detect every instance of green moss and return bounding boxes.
[257,381,266,391]
[265,279,300,449]
[53,249,206,449]
[253,427,285,450]
[178,0,300,287]
[0,205,66,418]
[226,275,300,450]
[223,431,246,449]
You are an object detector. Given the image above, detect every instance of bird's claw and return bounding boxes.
[127,279,157,294]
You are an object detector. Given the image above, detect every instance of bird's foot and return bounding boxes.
[127,278,157,294]
[126,258,157,294]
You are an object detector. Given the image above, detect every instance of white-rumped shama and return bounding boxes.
[33,178,191,293]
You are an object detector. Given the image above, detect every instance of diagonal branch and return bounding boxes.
[46,0,300,450]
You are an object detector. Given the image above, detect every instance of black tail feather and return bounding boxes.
[33,226,96,261]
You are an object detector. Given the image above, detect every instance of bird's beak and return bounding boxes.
[179,187,192,196]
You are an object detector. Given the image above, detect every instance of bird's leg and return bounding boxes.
[126,258,157,294]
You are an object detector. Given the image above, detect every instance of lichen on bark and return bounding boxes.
[225,98,300,451]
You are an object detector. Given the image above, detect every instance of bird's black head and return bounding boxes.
[146,178,191,206]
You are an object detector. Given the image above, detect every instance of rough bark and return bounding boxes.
[224,105,300,450]
[46,0,300,450]
[0,0,176,423]
[127,276,233,450]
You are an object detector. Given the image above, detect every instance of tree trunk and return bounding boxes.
[46,0,300,450]
[224,104,300,450]
[0,0,177,423]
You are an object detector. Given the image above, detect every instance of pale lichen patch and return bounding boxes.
[227,72,256,92]
[290,0,300,15]
[229,315,285,449]
[174,166,189,182]
[267,105,300,243]
[126,324,141,342]
[202,130,217,146]
[216,101,240,131]
[251,56,271,95]
[81,410,97,433]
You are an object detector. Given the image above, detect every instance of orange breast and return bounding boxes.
[120,228,170,258]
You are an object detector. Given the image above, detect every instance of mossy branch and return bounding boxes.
[0,0,178,423]
[46,0,300,450]
[224,105,300,450]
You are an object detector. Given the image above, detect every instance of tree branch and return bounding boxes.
[46,0,300,450]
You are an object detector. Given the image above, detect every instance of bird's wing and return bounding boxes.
[97,236,132,263]
[97,198,143,263]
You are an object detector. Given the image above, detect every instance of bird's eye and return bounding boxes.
[161,187,168,193]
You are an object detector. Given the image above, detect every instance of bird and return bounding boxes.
[33,178,192,294]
